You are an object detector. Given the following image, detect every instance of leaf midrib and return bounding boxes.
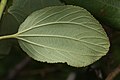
[18,21,104,35]
[18,37,105,56]
[17,34,107,53]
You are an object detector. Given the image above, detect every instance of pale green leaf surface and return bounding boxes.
[16,6,110,67]
[8,0,64,24]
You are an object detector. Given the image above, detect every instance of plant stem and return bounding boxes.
[0,0,7,20]
[0,34,17,40]
[105,65,120,80]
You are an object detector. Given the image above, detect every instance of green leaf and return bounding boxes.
[16,5,110,67]
[8,0,64,24]
[62,0,120,30]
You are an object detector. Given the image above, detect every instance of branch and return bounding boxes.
[0,0,7,20]
[105,65,120,80]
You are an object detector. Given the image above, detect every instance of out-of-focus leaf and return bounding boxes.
[0,14,19,59]
[8,0,64,24]
[0,14,19,35]
[16,6,110,67]
[62,0,120,30]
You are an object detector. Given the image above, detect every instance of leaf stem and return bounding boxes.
[0,34,18,40]
[0,0,7,20]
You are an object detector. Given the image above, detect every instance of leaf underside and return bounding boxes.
[16,5,110,67]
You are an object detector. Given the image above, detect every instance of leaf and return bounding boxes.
[16,5,110,67]
[8,0,64,24]
[0,14,19,35]
[62,0,120,30]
